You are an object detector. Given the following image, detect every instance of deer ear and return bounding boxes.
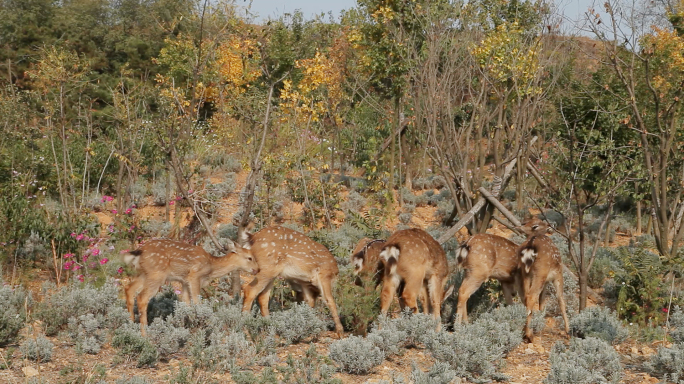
[226,241,237,253]
[241,231,253,249]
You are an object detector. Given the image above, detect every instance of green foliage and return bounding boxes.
[607,246,681,325]
[546,337,622,384]
[411,362,459,384]
[334,267,381,335]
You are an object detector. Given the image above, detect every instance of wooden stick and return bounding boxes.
[479,187,521,227]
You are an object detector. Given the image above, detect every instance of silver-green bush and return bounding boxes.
[147,317,190,358]
[112,323,158,367]
[0,284,31,346]
[20,335,53,362]
[270,303,327,345]
[329,335,384,374]
[67,314,105,354]
[546,337,622,384]
[411,362,460,384]
[569,306,627,344]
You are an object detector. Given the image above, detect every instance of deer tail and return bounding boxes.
[123,249,143,269]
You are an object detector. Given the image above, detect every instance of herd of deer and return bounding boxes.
[123,217,568,343]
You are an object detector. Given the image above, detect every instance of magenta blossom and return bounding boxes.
[100,258,109,265]
[111,209,118,214]
[82,254,89,263]
[125,208,132,215]
[72,265,82,270]
[70,232,77,238]
[101,195,114,202]
[91,248,100,256]
[169,201,175,205]
[174,289,182,295]
[188,189,194,194]
[76,234,85,241]
[77,274,84,282]
[64,253,74,258]
[64,261,74,269]
[117,267,124,274]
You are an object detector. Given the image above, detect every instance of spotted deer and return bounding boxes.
[517,217,569,342]
[455,234,522,324]
[241,226,344,335]
[124,239,259,334]
[351,238,431,313]
[377,228,449,324]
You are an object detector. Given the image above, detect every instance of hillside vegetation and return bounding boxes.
[2,0,684,383]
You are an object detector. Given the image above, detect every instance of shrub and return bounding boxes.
[329,335,384,374]
[426,305,527,382]
[429,175,447,190]
[411,362,459,384]
[546,337,622,384]
[543,270,579,318]
[145,285,178,324]
[189,329,255,371]
[235,345,340,384]
[129,179,148,205]
[147,317,190,358]
[16,230,48,263]
[112,323,158,367]
[434,201,454,223]
[270,303,327,344]
[0,284,31,346]
[341,191,366,213]
[398,212,412,224]
[141,219,171,238]
[569,306,627,344]
[116,376,154,384]
[20,335,53,362]
[334,267,381,335]
[168,300,217,331]
[669,306,684,344]
[67,314,105,354]
[647,343,684,383]
[36,281,122,336]
[310,224,367,264]
[151,176,173,206]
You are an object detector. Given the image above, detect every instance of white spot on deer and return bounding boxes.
[271,242,276,247]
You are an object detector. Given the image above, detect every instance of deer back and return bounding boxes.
[244,226,339,280]
[458,234,519,280]
[380,228,448,278]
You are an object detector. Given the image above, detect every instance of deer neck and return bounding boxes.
[207,254,239,279]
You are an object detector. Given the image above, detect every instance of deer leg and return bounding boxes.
[538,284,548,311]
[136,277,163,336]
[420,282,430,314]
[188,276,202,304]
[318,276,344,336]
[553,276,570,334]
[502,281,516,305]
[427,275,445,326]
[256,279,276,316]
[400,277,422,315]
[524,279,545,343]
[299,284,317,308]
[125,277,144,322]
[380,274,401,316]
[456,272,485,325]
[242,271,278,314]
[180,282,191,304]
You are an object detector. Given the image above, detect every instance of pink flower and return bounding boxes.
[663,308,669,313]
[174,289,182,295]
[169,201,175,205]
[101,195,113,202]
[91,249,100,256]
[77,274,84,282]
[100,258,109,265]
[111,209,118,214]
[64,261,74,269]
[130,225,135,230]
[70,232,77,238]
[120,249,129,254]
[82,254,89,263]
[64,253,74,259]
[72,265,82,270]
[117,267,124,274]
[188,189,194,194]
[125,208,132,215]
[76,234,84,241]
